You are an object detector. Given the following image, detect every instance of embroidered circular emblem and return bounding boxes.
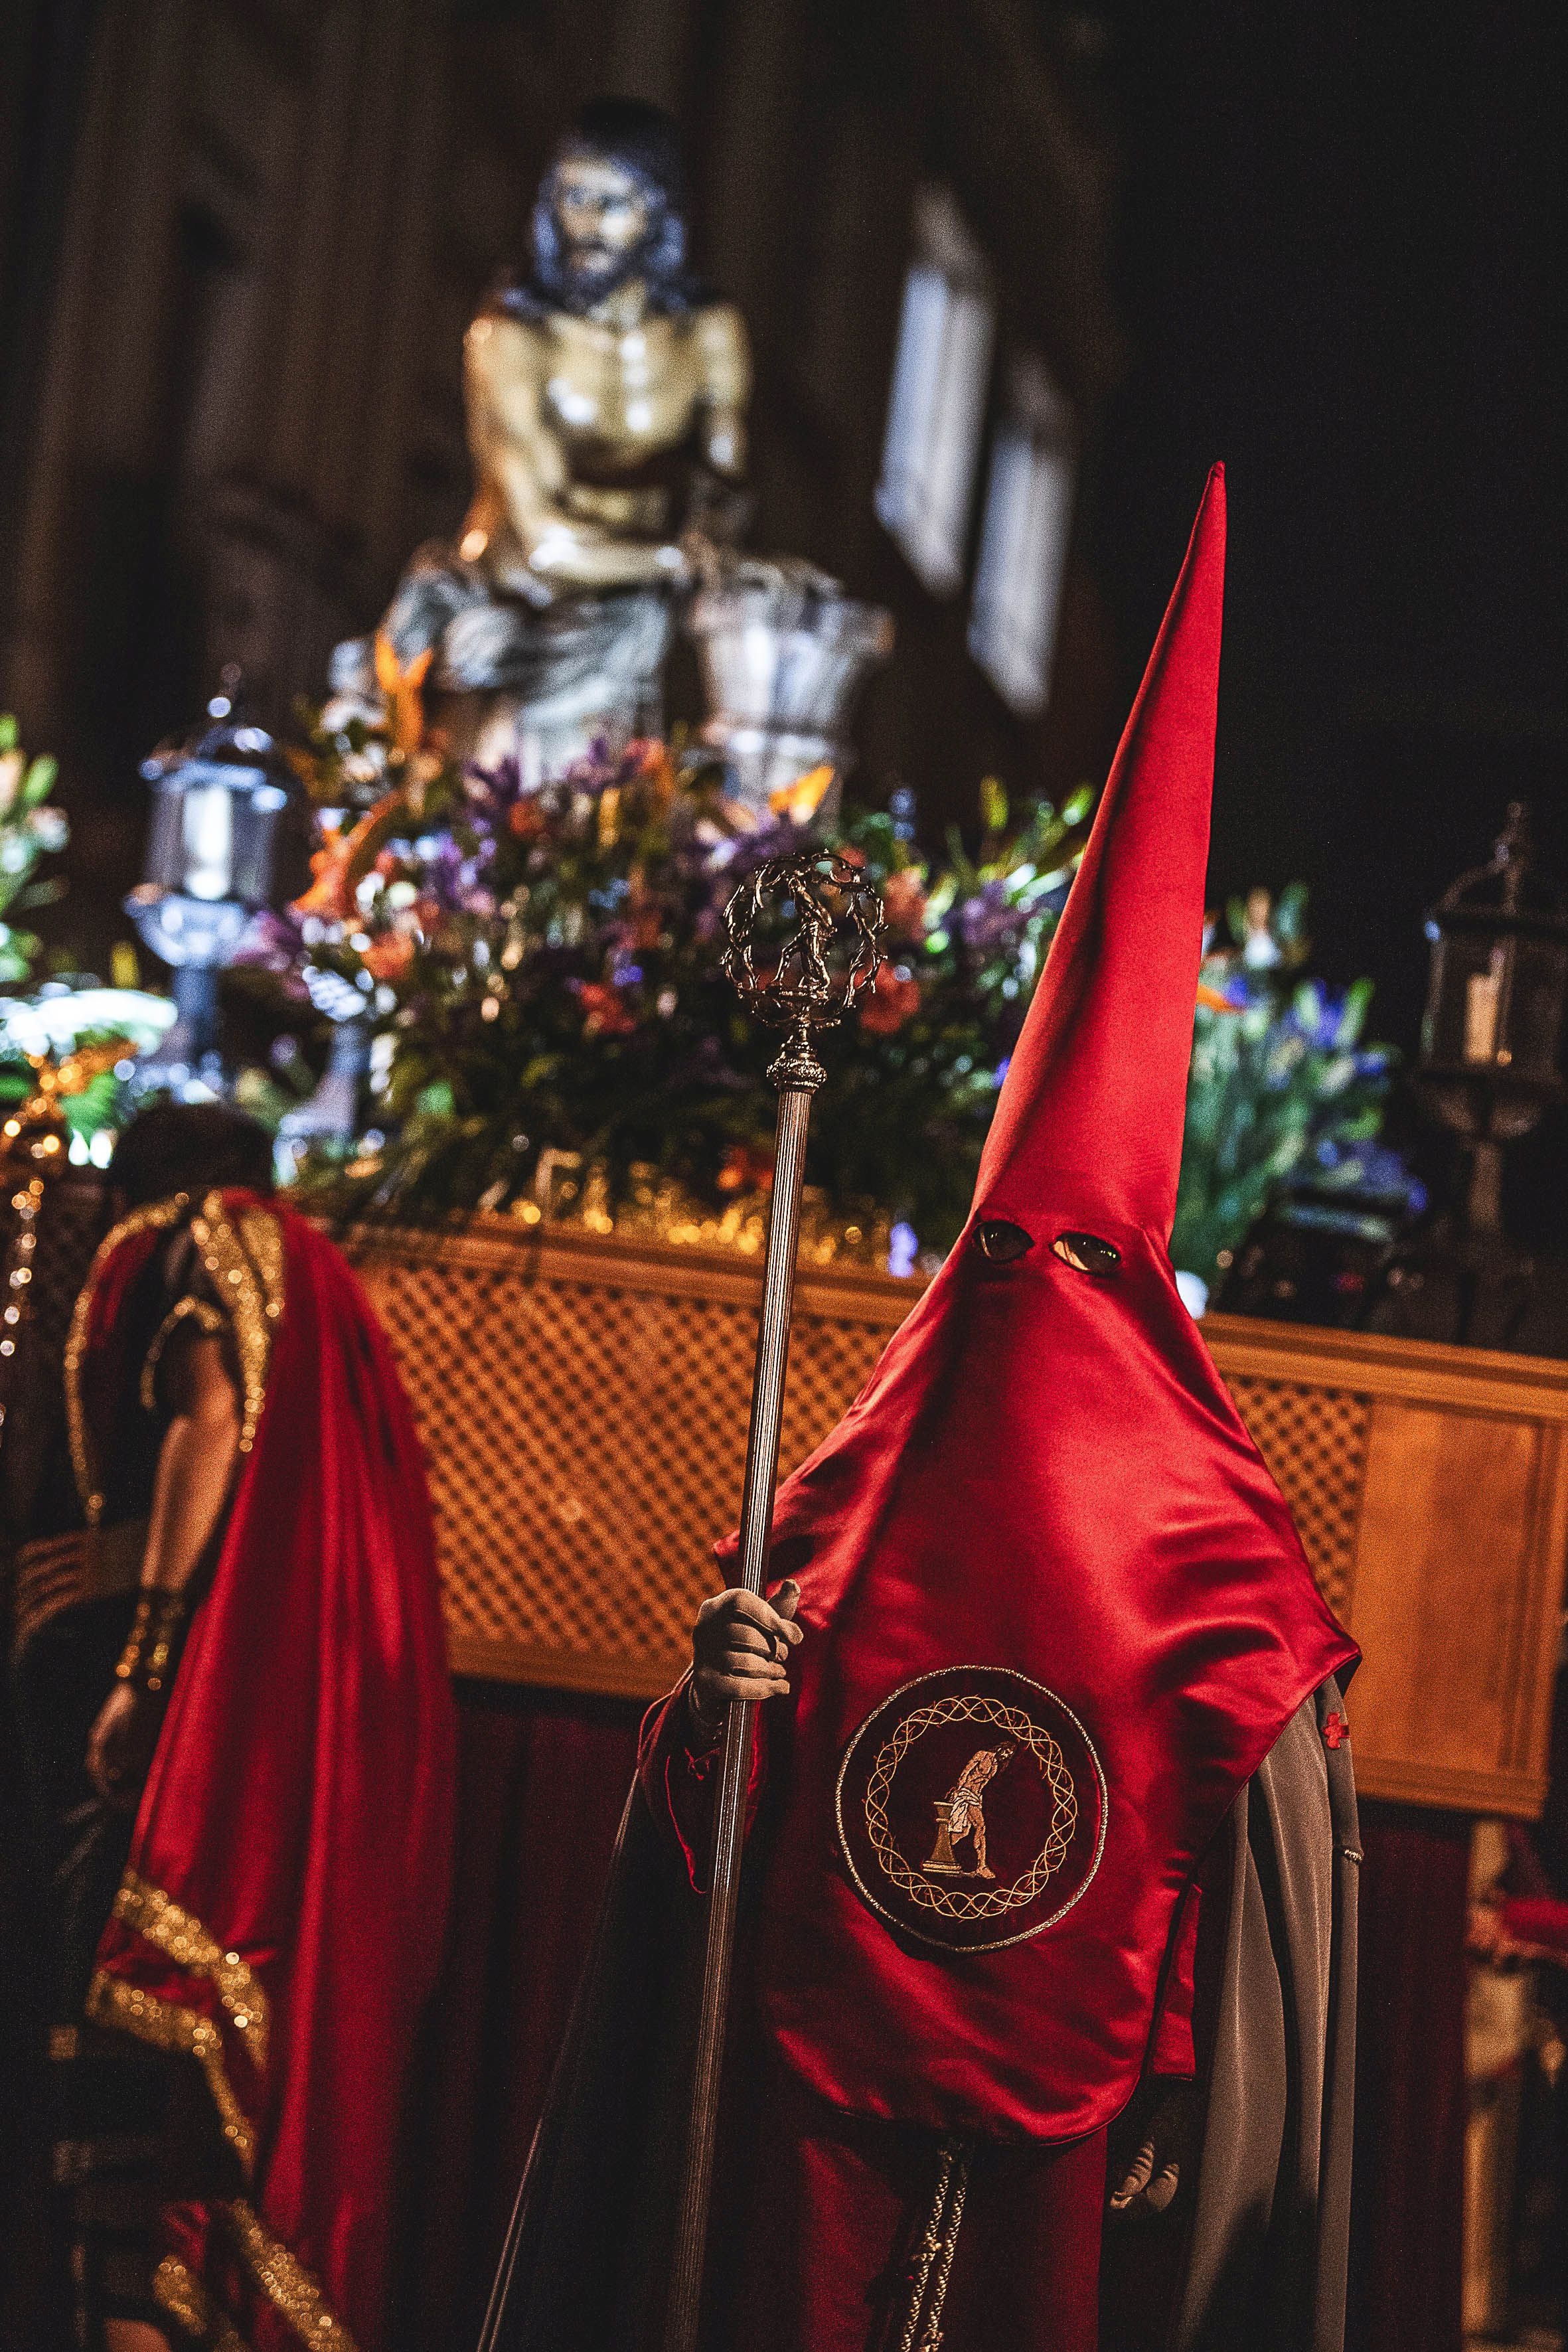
[835,1666,1107,1953]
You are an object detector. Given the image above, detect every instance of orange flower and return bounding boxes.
[291,793,406,921]
[1196,982,1240,1013]
[372,633,433,756]
[637,741,678,803]
[768,764,834,824]
[509,799,545,840]
[859,964,921,1035]
[882,868,928,941]
[359,932,414,983]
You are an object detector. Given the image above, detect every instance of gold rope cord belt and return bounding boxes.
[896,2135,974,2352]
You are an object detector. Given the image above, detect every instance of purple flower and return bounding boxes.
[465,753,528,818]
[956,880,1018,953]
[232,907,307,972]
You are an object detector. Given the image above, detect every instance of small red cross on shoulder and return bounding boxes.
[1322,1711,1348,1750]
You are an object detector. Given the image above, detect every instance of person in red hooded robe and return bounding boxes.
[484,468,1361,2352]
[9,1103,455,2352]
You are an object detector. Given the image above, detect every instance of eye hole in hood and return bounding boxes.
[1052,1231,1121,1277]
[974,1219,1034,1264]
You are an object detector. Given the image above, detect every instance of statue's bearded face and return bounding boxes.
[550,153,655,297]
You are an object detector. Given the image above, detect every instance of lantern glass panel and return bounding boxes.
[1426,935,1510,1066]
[182,786,234,901]
[1510,936,1568,1080]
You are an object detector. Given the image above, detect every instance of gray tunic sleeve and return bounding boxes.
[1178,1676,1360,2352]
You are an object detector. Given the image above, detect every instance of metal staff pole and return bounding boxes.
[663,850,882,2352]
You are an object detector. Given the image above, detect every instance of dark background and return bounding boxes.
[0,0,1563,1227]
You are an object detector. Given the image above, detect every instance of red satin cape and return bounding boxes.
[731,471,1358,2142]
[86,1196,456,2351]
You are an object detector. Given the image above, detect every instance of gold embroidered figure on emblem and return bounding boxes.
[922,1742,1016,1879]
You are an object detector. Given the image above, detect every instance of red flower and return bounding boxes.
[717,1142,775,1196]
[359,931,414,982]
[859,964,921,1036]
[577,981,637,1038]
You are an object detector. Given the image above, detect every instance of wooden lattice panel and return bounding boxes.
[1218,1377,1371,1618]
[353,1224,902,1696]
[351,1225,1568,1818]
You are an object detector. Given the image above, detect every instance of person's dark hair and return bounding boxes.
[110,1103,275,1210]
[497,95,704,321]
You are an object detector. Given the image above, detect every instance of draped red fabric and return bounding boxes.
[724,469,1358,2140]
[360,1694,1452,2352]
[86,1198,456,2352]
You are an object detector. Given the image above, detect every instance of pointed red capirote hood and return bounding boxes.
[742,465,1357,2145]
[979,461,1225,1243]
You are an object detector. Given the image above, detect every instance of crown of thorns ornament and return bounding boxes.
[724,852,884,1090]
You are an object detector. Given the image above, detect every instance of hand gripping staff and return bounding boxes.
[663,849,883,2352]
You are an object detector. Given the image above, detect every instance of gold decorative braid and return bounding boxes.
[224,2199,360,2352]
[84,1970,255,2173]
[140,1294,227,1410]
[64,1195,189,1522]
[190,1192,283,1456]
[864,1694,1077,1921]
[153,2254,254,2351]
[110,1871,271,2066]
[896,2137,973,2352]
[238,1206,285,1330]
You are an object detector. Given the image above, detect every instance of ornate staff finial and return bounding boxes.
[722,849,884,1091]
[659,845,882,2352]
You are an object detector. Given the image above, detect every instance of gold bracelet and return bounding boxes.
[115,1591,191,1695]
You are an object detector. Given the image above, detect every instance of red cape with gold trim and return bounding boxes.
[80,1192,456,2352]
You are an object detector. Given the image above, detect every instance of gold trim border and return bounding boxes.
[65,1196,187,1522]
[153,2254,252,2352]
[190,1192,281,1458]
[112,1871,271,2067]
[84,1971,255,2174]
[224,2199,360,2352]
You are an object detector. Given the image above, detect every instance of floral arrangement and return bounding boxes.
[0,714,68,984]
[240,653,1091,1251]
[240,649,1412,1277]
[1171,885,1417,1297]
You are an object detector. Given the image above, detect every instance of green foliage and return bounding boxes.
[1170,892,1399,1287]
[0,716,68,985]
